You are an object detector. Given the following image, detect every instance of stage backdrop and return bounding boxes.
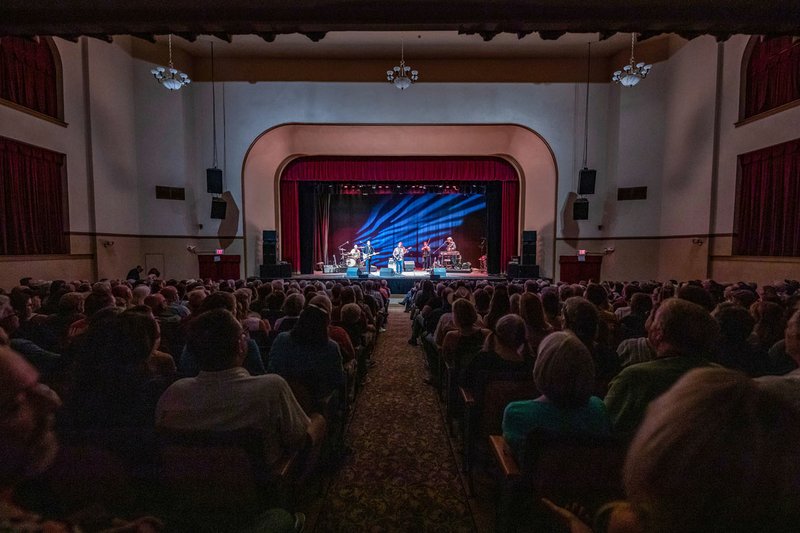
[280,157,519,274]
[327,193,486,269]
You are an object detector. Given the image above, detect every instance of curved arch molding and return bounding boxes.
[241,123,558,278]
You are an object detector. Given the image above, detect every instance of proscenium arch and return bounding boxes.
[241,123,559,278]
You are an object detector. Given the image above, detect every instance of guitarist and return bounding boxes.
[363,240,376,272]
[392,242,408,274]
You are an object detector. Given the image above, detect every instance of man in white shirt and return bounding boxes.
[156,308,324,466]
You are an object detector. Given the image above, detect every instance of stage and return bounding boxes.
[284,268,507,294]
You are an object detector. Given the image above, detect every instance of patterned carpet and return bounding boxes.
[314,305,476,532]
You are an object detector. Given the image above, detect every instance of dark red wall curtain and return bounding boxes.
[0,37,59,119]
[280,157,519,271]
[745,36,800,119]
[736,138,800,256]
[0,137,68,255]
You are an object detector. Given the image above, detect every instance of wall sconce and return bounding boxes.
[102,240,114,248]
[604,247,615,255]
[186,245,197,254]
[692,238,704,246]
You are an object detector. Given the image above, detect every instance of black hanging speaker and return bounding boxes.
[262,230,277,244]
[262,231,278,265]
[206,168,223,194]
[210,198,227,219]
[578,168,596,195]
[522,231,537,265]
[573,198,589,220]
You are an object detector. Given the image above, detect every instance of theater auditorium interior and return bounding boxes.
[1,2,800,532]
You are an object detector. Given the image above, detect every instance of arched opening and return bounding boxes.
[0,36,63,121]
[241,124,558,278]
[740,35,800,121]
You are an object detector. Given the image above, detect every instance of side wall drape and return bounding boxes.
[0,37,59,118]
[0,136,67,255]
[745,36,800,119]
[279,157,520,272]
[736,138,800,256]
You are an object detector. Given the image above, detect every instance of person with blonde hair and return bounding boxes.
[502,331,610,461]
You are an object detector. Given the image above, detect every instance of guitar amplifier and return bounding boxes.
[404,260,415,270]
[322,264,338,274]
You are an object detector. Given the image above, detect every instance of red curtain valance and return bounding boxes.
[281,156,518,182]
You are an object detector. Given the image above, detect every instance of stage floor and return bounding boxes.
[288,268,506,293]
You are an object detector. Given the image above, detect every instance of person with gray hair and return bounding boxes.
[604,298,719,438]
[502,331,611,461]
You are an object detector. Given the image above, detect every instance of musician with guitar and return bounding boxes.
[363,240,376,272]
[392,242,409,274]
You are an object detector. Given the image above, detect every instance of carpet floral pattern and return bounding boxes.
[315,306,476,532]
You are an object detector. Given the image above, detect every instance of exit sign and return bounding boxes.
[215,249,224,255]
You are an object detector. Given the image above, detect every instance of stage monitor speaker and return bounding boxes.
[259,263,292,278]
[578,168,597,195]
[404,260,415,271]
[379,268,395,277]
[346,267,360,278]
[206,168,223,194]
[432,268,446,278]
[210,198,227,219]
[573,198,589,220]
[507,263,540,279]
[358,270,370,279]
[262,230,277,243]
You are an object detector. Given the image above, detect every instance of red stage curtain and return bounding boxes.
[280,157,520,270]
[0,137,68,255]
[736,138,800,256]
[0,37,59,119]
[745,36,800,119]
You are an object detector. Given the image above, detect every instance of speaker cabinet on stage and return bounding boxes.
[260,263,292,278]
[404,260,415,271]
[346,267,360,278]
[507,263,540,279]
[432,267,446,279]
[522,230,537,265]
[379,268,395,277]
[262,230,277,265]
[573,198,589,220]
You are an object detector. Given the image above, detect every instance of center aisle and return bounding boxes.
[314,304,476,532]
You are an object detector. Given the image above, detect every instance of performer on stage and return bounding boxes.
[445,236,457,251]
[392,242,408,274]
[348,244,361,266]
[363,240,375,272]
[421,240,432,270]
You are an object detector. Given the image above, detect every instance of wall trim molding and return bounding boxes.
[0,254,93,262]
[557,233,734,242]
[710,255,800,264]
[0,97,68,127]
[68,231,243,240]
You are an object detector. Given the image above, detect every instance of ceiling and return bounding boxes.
[2,0,798,43]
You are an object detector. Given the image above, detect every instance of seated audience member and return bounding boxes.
[484,285,511,332]
[540,288,562,331]
[750,300,786,353]
[39,292,85,353]
[604,298,718,438]
[585,283,620,350]
[309,295,355,366]
[131,284,150,307]
[262,291,286,328]
[156,309,324,468]
[185,288,207,315]
[547,368,800,533]
[0,295,62,377]
[274,293,305,333]
[0,346,165,532]
[677,283,715,312]
[563,297,619,396]
[502,331,611,462]
[178,292,265,377]
[616,337,656,368]
[268,303,345,402]
[757,310,800,411]
[435,287,475,348]
[473,288,491,319]
[712,302,768,377]
[67,290,116,341]
[61,309,174,430]
[143,293,180,325]
[618,293,652,341]
[518,292,553,354]
[461,314,533,404]
[440,299,490,383]
[160,286,190,319]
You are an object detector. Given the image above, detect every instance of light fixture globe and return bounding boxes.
[386,40,419,90]
[152,35,191,91]
[612,33,652,87]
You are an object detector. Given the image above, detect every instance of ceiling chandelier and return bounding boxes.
[386,40,419,90]
[151,34,191,90]
[612,33,652,87]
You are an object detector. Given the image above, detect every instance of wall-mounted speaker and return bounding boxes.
[206,168,223,194]
[522,230,537,265]
[262,230,277,243]
[210,198,227,219]
[578,168,596,195]
[573,198,589,220]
